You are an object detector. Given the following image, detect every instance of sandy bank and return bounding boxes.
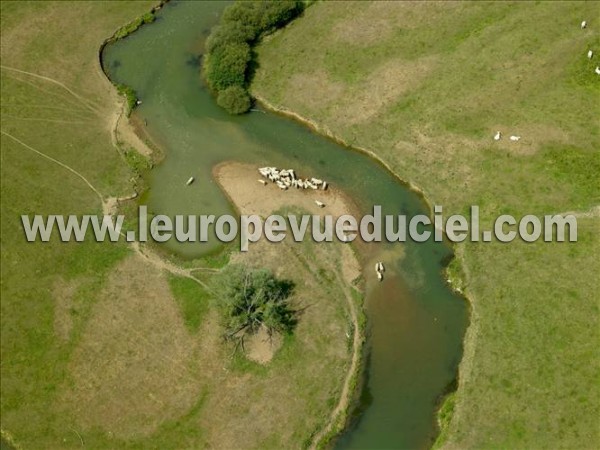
[213,160,360,220]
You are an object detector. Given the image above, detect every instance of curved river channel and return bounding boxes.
[103,2,468,449]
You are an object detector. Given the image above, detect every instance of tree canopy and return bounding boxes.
[203,1,304,114]
[213,265,296,346]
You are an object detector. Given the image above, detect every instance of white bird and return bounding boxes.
[315,200,325,208]
[588,50,594,59]
[494,131,501,141]
[186,176,194,186]
[595,66,600,75]
[581,20,587,29]
[509,135,521,141]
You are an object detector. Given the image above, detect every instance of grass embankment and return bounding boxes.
[252,2,600,448]
[1,2,358,448]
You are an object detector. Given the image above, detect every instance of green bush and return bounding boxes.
[116,83,137,116]
[203,1,304,114]
[205,42,251,91]
[217,85,252,114]
[114,12,155,40]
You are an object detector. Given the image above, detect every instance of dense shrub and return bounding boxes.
[203,1,304,114]
[205,42,251,91]
[116,83,137,116]
[217,86,252,114]
[114,12,155,40]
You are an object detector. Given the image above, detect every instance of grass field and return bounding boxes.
[1,2,357,448]
[252,2,600,448]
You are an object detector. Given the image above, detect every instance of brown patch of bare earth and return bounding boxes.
[56,253,205,439]
[345,57,437,125]
[286,57,437,127]
[244,325,283,364]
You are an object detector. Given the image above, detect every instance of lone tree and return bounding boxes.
[214,264,296,347]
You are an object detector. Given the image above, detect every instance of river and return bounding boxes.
[102,2,468,448]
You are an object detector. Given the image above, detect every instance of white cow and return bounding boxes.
[595,66,600,75]
[588,50,594,59]
[509,135,521,141]
[258,179,267,185]
[494,131,501,141]
[581,20,587,29]
[315,200,325,208]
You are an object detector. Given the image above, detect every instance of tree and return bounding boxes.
[203,0,305,114]
[217,85,251,114]
[214,265,296,347]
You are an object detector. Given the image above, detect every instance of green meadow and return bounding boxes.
[252,1,600,447]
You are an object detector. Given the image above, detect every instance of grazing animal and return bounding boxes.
[581,20,587,29]
[588,50,594,59]
[258,179,267,185]
[315,200,325,208]
[186,176,194,186]
[494,131,501,141]
[509,135,521,141]
[595,66,600,75]
[322,181,328,190]
[375,262,384,281]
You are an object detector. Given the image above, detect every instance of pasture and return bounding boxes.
[252,2,600,447]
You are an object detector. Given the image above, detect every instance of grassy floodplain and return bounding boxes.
[251,1,600,448]
[1,2,358,448]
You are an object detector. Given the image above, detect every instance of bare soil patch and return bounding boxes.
[56,253,203,439]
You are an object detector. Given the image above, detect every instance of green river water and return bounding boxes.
[102,2,468,448]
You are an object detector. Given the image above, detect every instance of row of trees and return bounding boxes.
[203,1,304,114]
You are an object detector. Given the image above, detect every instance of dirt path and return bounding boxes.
[0,65,103,115]
[553,205,600,219]
[1,130,106,205]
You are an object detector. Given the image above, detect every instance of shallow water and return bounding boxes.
[102,2,468,448]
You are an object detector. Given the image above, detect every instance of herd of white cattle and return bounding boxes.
[258,166,328,191]
[257,166,329,208]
